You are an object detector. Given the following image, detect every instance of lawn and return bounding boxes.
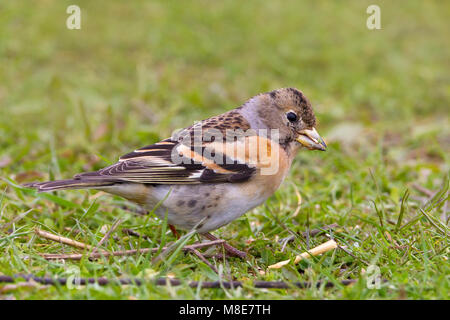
[0,0,448,299]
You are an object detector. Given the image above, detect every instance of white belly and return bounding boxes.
[103,147,291,233]
[146,182,270,233]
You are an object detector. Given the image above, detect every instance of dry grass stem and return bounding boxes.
[41,239,226,260]
[34,228,93,250]
[268,239,338,269]
[92,218,123,254]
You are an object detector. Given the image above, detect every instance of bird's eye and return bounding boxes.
[286,112,298,122]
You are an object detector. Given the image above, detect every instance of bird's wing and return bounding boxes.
[72,110,275,185]
[74,137,258,184]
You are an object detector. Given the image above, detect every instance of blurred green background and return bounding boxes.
[0,1,448,299]
[1,0,448,155]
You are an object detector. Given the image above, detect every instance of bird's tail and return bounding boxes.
[24,179,116,192]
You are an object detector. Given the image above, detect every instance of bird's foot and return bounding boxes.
[169,224,180,239]
[201,232,247,259]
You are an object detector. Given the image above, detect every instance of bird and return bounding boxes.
[25,87,327,258]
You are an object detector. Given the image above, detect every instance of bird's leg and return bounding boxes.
[169,224,180,239]
[200,232,247,259]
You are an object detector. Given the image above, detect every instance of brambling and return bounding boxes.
[26,88,326,258]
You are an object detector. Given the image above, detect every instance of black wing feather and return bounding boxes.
[74,138,255,185]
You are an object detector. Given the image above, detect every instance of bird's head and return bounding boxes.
[242,87,327,151]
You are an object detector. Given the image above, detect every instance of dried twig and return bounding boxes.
[302,224,340,237]
[0,274,357,289]
[42,248,149,260]
[34,228,93,250]
[41,239,225,260]
[122,228,151,241]
[188,248,218,274]
[92,218,123,254]
[2,209,33,231]
[412,183,435,197]
[268,239,338,269]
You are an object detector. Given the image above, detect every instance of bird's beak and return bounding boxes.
[296,127,327,151]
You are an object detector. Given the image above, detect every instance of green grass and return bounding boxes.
[0,0,449,299]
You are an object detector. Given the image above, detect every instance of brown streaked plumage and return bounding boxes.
[25,88,327,258]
